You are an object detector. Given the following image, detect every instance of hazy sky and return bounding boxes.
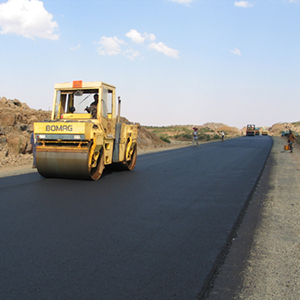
[0,0,299,129]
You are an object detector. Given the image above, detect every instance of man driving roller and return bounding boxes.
[85,94,98,118]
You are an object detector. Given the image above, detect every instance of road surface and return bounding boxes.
[0,136,272,300]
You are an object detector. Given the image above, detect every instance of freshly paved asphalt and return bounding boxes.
[0,136,272,300]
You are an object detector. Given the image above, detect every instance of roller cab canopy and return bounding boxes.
[51,81,116,122]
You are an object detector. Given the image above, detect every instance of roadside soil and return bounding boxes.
[0,154,36,178]
[208,136,300,299]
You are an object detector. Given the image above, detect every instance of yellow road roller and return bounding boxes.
[262,127,268,135]
[34,81,138,180]
[246,124,255,136]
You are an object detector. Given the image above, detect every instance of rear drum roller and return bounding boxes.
[125,144,137,171]
[89,149,105,180]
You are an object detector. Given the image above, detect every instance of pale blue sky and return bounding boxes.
[0,0,299,129]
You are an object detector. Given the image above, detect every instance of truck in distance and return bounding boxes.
[246,124,255,136]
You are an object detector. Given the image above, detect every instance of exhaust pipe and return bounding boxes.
[117,96,121,123]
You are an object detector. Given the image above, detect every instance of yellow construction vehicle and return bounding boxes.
[246,124,255,136]
[34,81,138,180]
[262,127,268,135]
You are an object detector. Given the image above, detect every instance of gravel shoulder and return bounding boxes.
[0,161,36,178]
[208,136,300,299]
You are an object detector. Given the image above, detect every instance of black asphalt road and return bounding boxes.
[0,136,272,300]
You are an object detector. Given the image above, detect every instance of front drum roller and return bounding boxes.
[36,145,104,180]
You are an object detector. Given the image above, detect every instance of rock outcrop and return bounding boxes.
[0,97,51,161]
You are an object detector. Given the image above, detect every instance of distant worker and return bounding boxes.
[221,131,225,142]
[85,94,98,118]
[287,129,296,153]
[30,132,37,168]
[192,127,199,147]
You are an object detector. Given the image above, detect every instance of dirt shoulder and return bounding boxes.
[208,136,300,299]
[0,164,37,178]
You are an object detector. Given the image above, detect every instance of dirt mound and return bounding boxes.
[216,125,240,134]
[119,116,169,151]
[138,126,169,150]
[203,122,227,129]
[268,122,300,136]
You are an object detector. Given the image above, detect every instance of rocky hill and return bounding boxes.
[0,97,51,158]
[268,122,300,137]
